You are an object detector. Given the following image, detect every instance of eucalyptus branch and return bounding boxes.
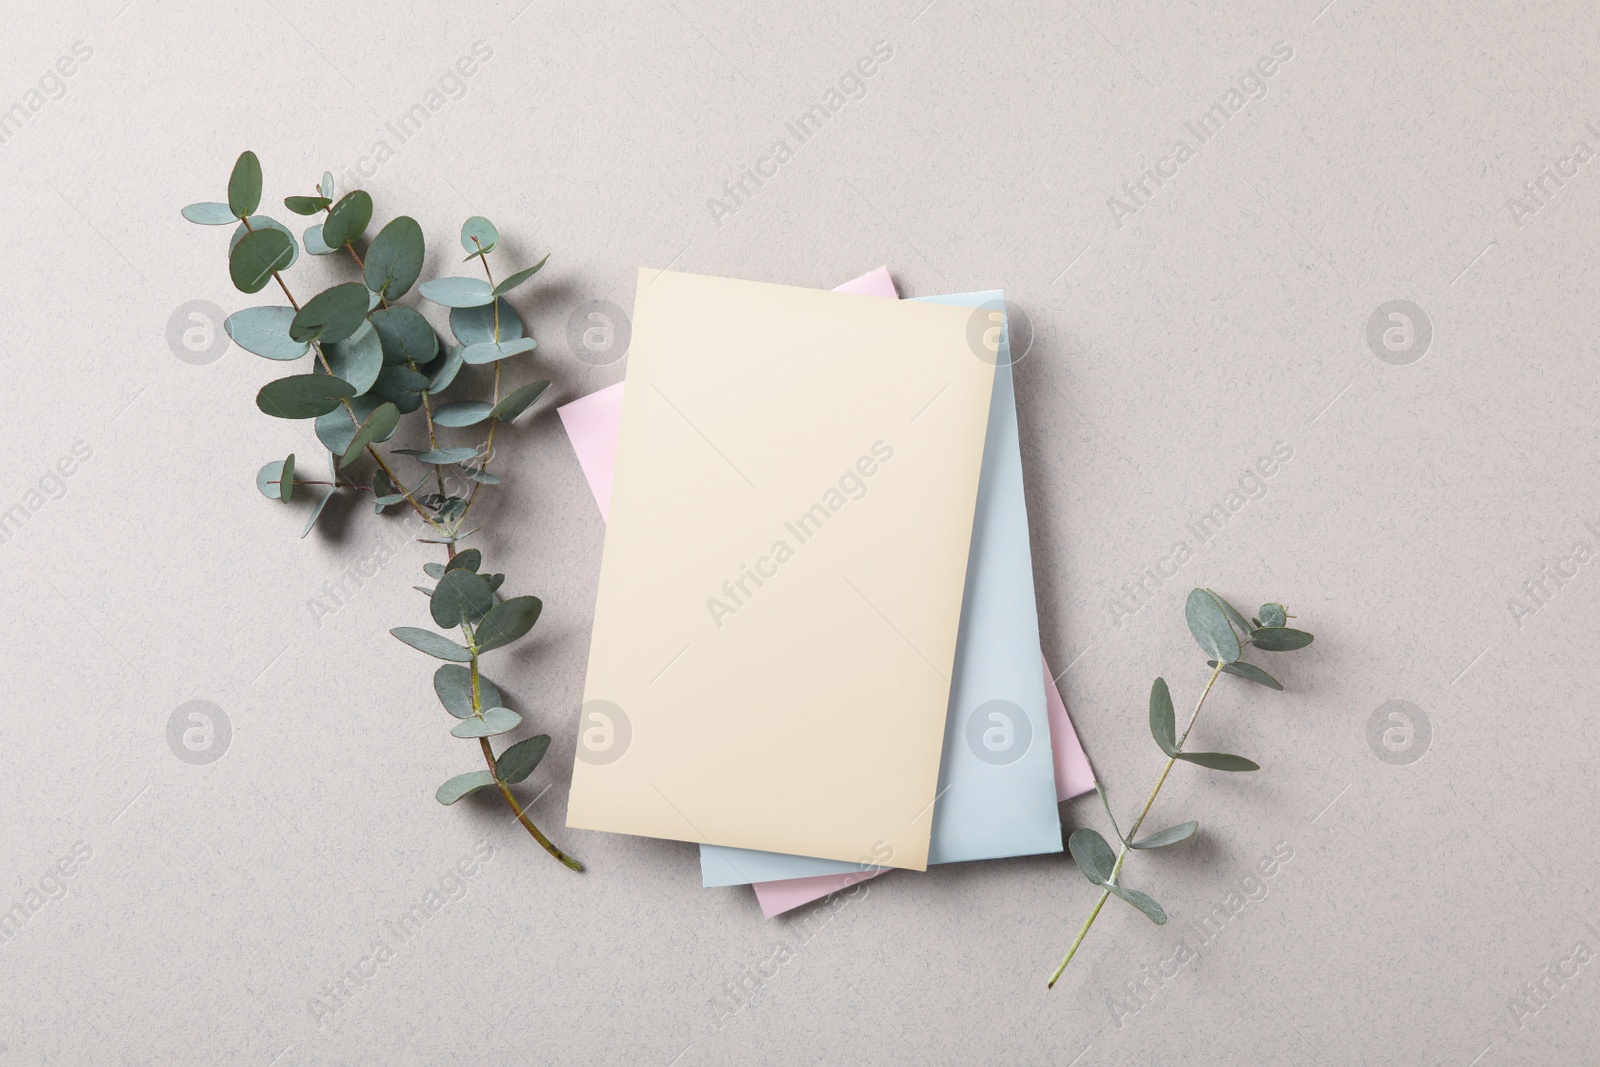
[186,151,576,869]
[1046,588,1313,988]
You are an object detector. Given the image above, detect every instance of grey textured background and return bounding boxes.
[4,0,1598,1063]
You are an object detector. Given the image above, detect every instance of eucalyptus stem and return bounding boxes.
[1048,662,1222,989]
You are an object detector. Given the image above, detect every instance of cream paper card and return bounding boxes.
[565,268,996,870]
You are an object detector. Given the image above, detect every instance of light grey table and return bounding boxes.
[4,0,1597,1063]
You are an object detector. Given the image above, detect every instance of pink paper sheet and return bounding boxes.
[555,264,1094,917]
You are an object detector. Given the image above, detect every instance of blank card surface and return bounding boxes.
[565,269,996,870]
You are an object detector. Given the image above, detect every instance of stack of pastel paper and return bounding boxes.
[562,267,1093,916]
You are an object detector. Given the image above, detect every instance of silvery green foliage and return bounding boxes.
[186,152,578,871]
[1050,588,1313,988]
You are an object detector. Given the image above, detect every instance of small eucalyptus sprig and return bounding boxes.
[184,151,581,871]
[1047,588,1313,988]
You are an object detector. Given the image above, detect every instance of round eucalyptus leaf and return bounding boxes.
[496,735,551,784]
[433,664,502,719]
[364,216,425,299]
[419,276,495,308]
[338,401,400,468]
[320,171,334,198]
[491,254,549,297]
[315,407,359,455]
[450,299,523,345]
[432,401,493,427]
[369,305,439,365]
[182,201,236,225]
[390,626,473,662]
[256,374,356,419]
[460,216,499,253]
[279,453,296,503]
[430,568,493,628]
[461,337,537,365]
[322,189,373,248]
[1258,603,1287,628]
[1106,884,1167,925]
[446,549,482,573]
[284,195,331,216]
[227,150,262,218]
[475,595,542,653]
[1210,660,1283,690]
[256,459,286,499]
[325,319,384,396]
[490,380,550,421]
[299,489,335,538]
[436,770,496,805]
[428,345,466,394]
[304,223,336,256]
[450,707,522,737]
[224,306,307,360]
[229,228,295,294]
[1203,588,1252,636]
[1067,827,1116,886]
[290,282,370,344]
[1186,588,1241,664]
[1249,627,1314,652]
[229,216,299,270]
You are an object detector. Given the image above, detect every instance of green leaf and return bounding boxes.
[290,282,370,344]
[338,401,399,468]
[474,595,542,653]
[256,459,286,500]
[450,707,522,737]
[364,215,425,299]
[1148,677,1177,757]
[423,562,447,580]
[432,664,502,719]
[1130,821,1197,850]
[1203,588,1252,637]
[315,407,358,455]
[496,735,550,784]
[182,201,237,225]
[284,195,331,216]
[436,770,497,805]
[1106,884,1167,924]
[446,549,482,573]
[322,190,373,247]
[229,216,299,271]
[414,447,479,465]
[227,150,262,218]
[325,320,383,396]
[299,490,335,538]
[484,573,505,593]
[491,254,549,296]
[1209,660,1283,690]
[320,171,334,198]
[371,365,429,412]
[490,380,550,421]
[279,453,296,503]
[1068,827,1116,885]
[431,568,493,628]
[1186,588,1241,664]
[460,216,499,253]
[224,306,307,360]
[428,346,466,393]
[1250,627,1313,652]
[419,276,495,308]
[369,305,439,365]
[450,299,522,345]
[468,470,502,485]
[256,374,355,419]
[1175,751,1260,772]
[462,337,537,365]
[1258,603,1287,628]
[229,228,295,294]
[303,223,336,256]
[390,626,473,661]
[432,401,494,427]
